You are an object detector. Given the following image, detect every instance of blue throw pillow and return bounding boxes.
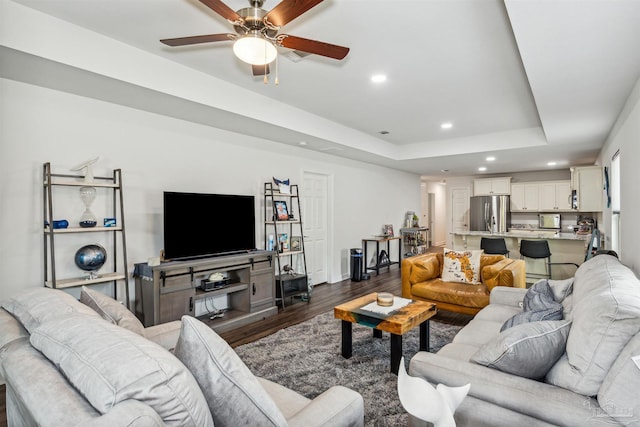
[501,279,563,331]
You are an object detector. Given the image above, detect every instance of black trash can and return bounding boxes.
[350,248,363,282]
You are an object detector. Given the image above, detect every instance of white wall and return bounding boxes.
[597,75,640,275]
[0,78,420,301]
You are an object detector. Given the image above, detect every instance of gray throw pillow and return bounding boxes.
[2,287,101,333]
[80,286,145,336]
[523,279,556,311]
[471,320,571,379]
[501,280,563,331]
[174,316,288,427]
[547,278,574,303]
[30,314,213,427]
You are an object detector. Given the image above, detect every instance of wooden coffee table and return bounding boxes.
[334,293,437,375]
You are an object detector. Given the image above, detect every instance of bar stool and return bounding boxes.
[480,237,509,257]
[519,239,579,283]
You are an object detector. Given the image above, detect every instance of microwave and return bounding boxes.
[539,214,561,229]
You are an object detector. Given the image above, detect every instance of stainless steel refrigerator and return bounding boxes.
[469,195,511,233]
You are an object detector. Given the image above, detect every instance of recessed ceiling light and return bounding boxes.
[379,130,390,135]
[441,122,453,130]
[547,161,557,166]
[298,141,307,146]
[478,167,487,172]
[440,169,449,173]
[371,74,387,83]
[486,156,496,161]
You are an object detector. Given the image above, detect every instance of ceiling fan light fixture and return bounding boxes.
[233,34,277,65]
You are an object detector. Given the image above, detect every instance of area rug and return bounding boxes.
[235,311,463,426]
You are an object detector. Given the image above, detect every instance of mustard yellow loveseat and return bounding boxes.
[401,253,526,315]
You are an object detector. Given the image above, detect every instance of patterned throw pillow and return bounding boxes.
[441,248,483,284]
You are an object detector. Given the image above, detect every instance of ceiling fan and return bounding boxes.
[160,0,350,77]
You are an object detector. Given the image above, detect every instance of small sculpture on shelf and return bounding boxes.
[78,186,97,227]
[273,177,290,194]
[71,157,100,228]
[70,156,99,183]
[74,244,107,279]
[281,264,296,275]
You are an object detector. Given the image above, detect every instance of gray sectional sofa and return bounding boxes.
[0,286,364,426]
[409,254,640,427]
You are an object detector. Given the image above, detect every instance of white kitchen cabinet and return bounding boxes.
[510,183,540,211]
[539,181,572,211]
[474,177,511,196]
[555,181,573,210]
[571,166,603,212]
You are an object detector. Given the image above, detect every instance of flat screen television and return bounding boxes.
[163,191,256,261]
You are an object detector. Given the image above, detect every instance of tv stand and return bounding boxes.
[134,251,277,332]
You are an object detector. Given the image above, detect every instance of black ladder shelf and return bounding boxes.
[264,182,309,309]
[43,162,130,309]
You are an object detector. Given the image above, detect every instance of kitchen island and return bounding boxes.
[451,230,599,282]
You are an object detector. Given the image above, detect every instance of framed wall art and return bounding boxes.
[278,233,289,252]
[290,236,302,251]
[274,201,289,221]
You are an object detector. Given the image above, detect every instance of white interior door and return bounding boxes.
[301,172,328,285]
[452,187,470,234]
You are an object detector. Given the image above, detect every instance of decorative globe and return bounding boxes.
[74,244,107,272]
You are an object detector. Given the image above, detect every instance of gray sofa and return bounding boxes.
[0,286,364,426]
[409,254,640,427]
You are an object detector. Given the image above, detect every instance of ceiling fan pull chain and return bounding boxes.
[275,54,279,86]
[263,50,269,84]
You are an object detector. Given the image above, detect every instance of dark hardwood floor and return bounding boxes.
[218,261,471,347]
[0,246,469,425]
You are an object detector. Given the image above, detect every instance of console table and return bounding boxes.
[362,236,402,275]
[133,251,277,333]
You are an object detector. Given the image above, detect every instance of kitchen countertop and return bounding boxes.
[451,230,592,241]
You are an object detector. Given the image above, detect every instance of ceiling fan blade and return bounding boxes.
[265,0,324,27]
[160,34,235,46]
[278,35,349,60]
[252,64,271,76]
[198,0,242,22]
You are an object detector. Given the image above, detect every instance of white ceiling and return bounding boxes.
[7,0,640,177]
